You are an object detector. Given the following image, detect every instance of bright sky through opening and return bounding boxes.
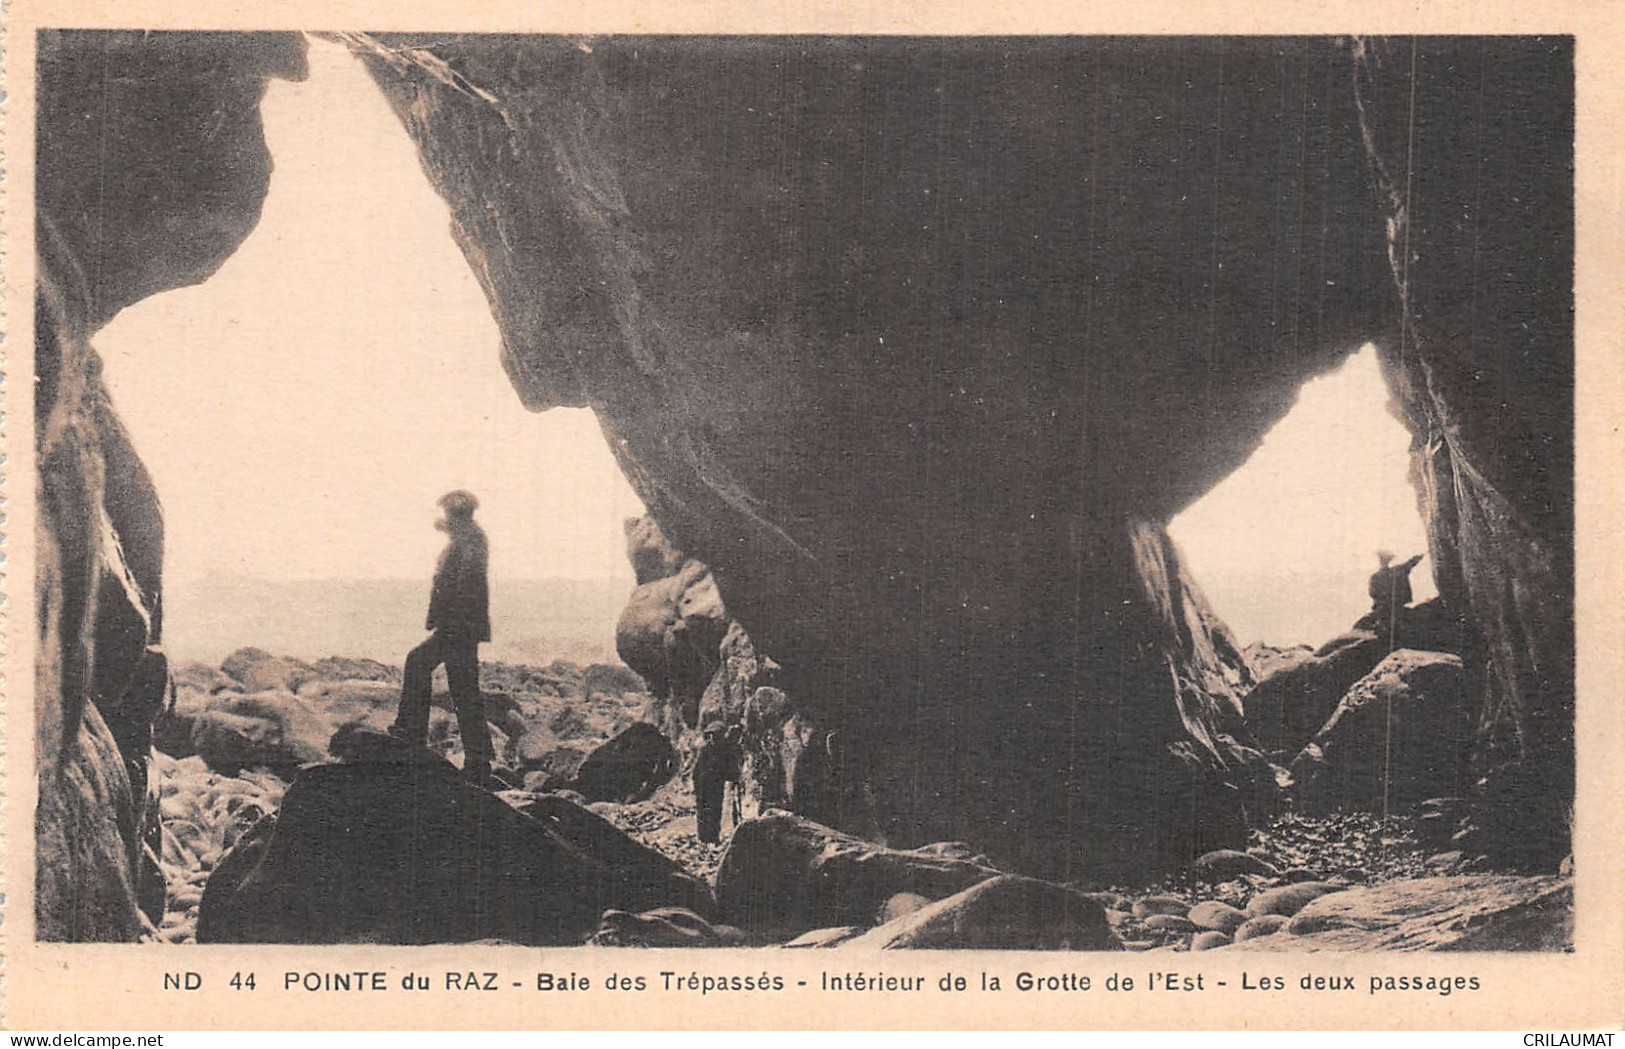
[97,40,646,595]
[1168,344,1436,649]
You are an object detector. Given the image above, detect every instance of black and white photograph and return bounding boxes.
[11,9,1621,1032]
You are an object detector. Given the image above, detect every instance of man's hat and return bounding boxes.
[439,490,479,517]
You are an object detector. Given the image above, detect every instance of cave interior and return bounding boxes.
[32,30,1573,942]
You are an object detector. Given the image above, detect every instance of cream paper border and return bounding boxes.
[3,0,1621,1031]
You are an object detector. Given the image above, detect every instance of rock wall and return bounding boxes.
[34,31,308,940]
[1354,38,1574,865]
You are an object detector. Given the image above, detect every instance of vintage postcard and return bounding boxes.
[4,0,1622,1031]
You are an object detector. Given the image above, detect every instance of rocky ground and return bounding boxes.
[151,648,723,943]
[151,647,1570,952]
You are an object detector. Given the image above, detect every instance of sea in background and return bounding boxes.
[161,575,635,667]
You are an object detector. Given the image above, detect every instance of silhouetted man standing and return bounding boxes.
[390,490,494,785]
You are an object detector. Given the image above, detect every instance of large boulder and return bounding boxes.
[177,661,528,778]
[615,557,728,729]
[1191,849,1280,882]
[166,665,405,770]
[517,740,586,780]
[567,722,677,803]
[1243,643,1317,685]
[295,677,400,721]
[581,662,648,697]
[173,661,241,695]
[190,690,331,777]
[591,908,745,948]
[712,812,1003,934]
[1350,597,1467,657]
[1289,650,1472,814]
[1245,599,1467,759]
[220,647,316,694]
[1243,632,1391,756]
[197,750,707,944]
[508,792,714,917]
[624,513,687,586]
[1245,881,1348,919]
[845,875,1121,950]
[1188,900,1249,934]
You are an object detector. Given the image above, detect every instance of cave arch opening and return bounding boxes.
[1167,343,1436,653]
[95,37,647,667]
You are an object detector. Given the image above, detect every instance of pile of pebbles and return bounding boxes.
[1088,870,1351,952]
[151,752,287,944]
[1087,813,1437,951]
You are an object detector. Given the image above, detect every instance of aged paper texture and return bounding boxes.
[5,0,1622,1031]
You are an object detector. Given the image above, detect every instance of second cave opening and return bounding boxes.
[1168,344,1436,650]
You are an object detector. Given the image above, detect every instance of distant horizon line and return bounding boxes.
[167,573,638,585]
